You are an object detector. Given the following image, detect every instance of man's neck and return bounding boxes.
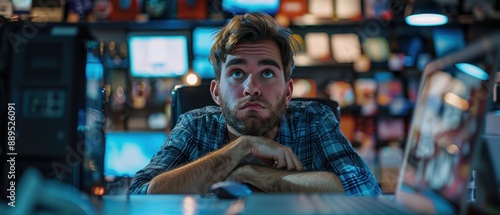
[227,126,279,141]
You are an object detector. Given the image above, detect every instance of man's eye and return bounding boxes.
[262,70,274,78]
[231,70,244,78]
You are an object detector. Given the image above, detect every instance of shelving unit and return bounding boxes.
[19,12,494,193]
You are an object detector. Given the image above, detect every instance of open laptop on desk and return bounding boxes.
[277,32,500,215]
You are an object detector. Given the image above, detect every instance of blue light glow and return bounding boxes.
[222,0,280,15]
[455,63,489,81]
[129,35,189,78]
[105,132,166,178]
[405,14,448,26]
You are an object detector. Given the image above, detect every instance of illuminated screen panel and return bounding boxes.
[104,131,166,178]
[193,27,217,57]
[128,32,189,78]
[193,57,215,78]
[192,27,218,78]
[222,0,280,15]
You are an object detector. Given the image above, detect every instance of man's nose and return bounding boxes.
[243,75,261,97]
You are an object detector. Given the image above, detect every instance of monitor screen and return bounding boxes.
[104,131,166,179]
[193,57,215,78]
[128,32,189,78]
[192,27,218,79]
[193,27,218,57]
[222,0,280,15]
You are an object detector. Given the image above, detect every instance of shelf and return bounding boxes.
[294,55,353,68]
[290,14,500,31]
[8,13,500,32]
[377,106,414,117]
[340,105,362,115]
[8,19,228,30]
[87,19,228,31]
[339,105,414,117]
[291,16,363,27]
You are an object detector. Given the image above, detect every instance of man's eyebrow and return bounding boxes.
[225,58,246,69]
[258,59,281,70]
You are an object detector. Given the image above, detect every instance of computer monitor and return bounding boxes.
[193,57,215,79]
[396,32,500,214]
[104,131,166,179]
[128,32,190,78]
[193,27,217,57]
[222,0,280,15]
[192,27,218,79]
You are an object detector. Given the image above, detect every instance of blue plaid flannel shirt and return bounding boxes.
[128,101,381,196]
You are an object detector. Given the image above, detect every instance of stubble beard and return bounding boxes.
[220,94,286,136]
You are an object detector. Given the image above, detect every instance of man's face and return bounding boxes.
[211,40,293,136]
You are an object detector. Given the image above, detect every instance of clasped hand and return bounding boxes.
[240,135,303,171]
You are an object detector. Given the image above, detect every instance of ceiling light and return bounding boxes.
[405,0,448,26]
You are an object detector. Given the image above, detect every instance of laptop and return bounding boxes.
[394,30,500,214]
[292,32,500,215]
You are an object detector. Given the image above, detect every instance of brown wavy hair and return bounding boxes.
[209,12,298,81]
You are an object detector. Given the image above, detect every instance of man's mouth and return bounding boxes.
[241,102,265,110]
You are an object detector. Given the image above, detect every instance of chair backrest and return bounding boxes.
[170,84,216,129]
[170,84,340,129]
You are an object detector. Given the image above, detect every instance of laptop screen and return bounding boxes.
[104,131,166,179]
[396,33,500,214]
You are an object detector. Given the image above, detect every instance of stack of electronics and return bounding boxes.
[1,21,106,198]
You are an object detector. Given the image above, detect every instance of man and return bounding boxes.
[128,12,381,196]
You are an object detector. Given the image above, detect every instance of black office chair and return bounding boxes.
[170,84,340,129]
[170,84,217,129]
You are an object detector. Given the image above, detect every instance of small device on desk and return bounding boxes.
[9,168,96,215]
[209,181,252,199]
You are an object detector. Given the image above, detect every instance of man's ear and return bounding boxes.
[285,79,293,104]
[210,80,221,105]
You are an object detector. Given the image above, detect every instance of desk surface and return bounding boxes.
[96,194,399,215]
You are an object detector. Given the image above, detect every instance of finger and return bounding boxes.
[293,156,303,171]
[282,148,299,170]
[260,158,275,167]
[276,154,287,169]
[287,149,303,171]
[285,153,295,170]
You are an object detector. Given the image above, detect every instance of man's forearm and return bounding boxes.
[147,140,250,194]
[240,165,345,193]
